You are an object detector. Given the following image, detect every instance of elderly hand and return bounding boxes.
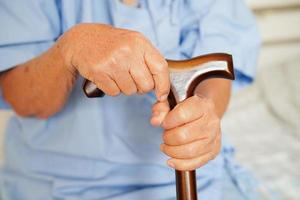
[150,95,221,171]
[59,23,170,101]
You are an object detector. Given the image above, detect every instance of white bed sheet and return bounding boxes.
[223,58,300,200]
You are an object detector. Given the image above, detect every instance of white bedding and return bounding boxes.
[222,58,300,200]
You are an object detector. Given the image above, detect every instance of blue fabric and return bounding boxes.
[0,0,262,199]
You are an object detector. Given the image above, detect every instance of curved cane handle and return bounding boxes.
[82,53,235,200]
[82,53,234,99]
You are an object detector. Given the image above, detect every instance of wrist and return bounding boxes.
[49,39,78,82]
[54,25,84,77]
[55,23,100,77]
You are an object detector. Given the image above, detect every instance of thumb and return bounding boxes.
[150,100,170,127]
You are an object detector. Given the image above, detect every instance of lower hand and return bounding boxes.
[151,95,222,171]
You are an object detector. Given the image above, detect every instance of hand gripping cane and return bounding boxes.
[82,53,234,200]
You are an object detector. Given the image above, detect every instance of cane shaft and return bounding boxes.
[168,91,198,200]
[176,170,197,200]
[82,53,235,200]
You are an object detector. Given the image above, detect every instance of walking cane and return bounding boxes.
[82,53,235,200]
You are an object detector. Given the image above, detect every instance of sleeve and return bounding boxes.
[0,0,61,108]
[179,0,261,90]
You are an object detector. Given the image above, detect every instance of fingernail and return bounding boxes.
[159,94,168,102]
[167,160,175,168]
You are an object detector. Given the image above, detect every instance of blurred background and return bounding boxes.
[0,0,299,199]
[222,0,300,200]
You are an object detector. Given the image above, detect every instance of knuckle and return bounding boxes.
[120,43,134,55]
[90,66,104,76]
[143,80,155,92]
[142,86,153,93]
[193,94,202,101]
[130,86,138,94]
[138,81,154,93]
[127,31,145,44]
[109,68,122,79]
[155,60,168,73]
[108,56,119,68]
[194,95,215,110]
[193,94,204,104]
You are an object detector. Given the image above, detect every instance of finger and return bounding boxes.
[163,117,220,146]
[162,95,211,130]
[160,138,212,159]
[112,71,137,95]
[92,73,120,96]
[152,100,170,113]
[129,61,154,93]
[167,134,222,171]
[150,100,170,126]
[144,43,170,102]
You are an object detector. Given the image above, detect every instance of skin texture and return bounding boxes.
[150,79,231,171]
[0,23,170,118]
[62,24,170,99]
[0,11,231,170]
[0,44,76,119]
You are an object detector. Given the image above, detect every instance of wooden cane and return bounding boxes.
[82,53,235,200]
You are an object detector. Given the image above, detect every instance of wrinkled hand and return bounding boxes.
[58,23,170,101]
[151,95,221,171]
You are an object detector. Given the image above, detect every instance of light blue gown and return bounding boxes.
[0,0,262,199]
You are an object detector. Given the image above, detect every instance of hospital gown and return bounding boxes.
[0,0,262,199]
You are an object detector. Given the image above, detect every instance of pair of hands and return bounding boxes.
[59,24,222,171]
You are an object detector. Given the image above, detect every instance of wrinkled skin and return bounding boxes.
[0,23,230,171]
[151,94,223,171]
[61,23,170,99]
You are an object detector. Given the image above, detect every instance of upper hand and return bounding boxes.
[59,23,170,101]
[151,95,222,171]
